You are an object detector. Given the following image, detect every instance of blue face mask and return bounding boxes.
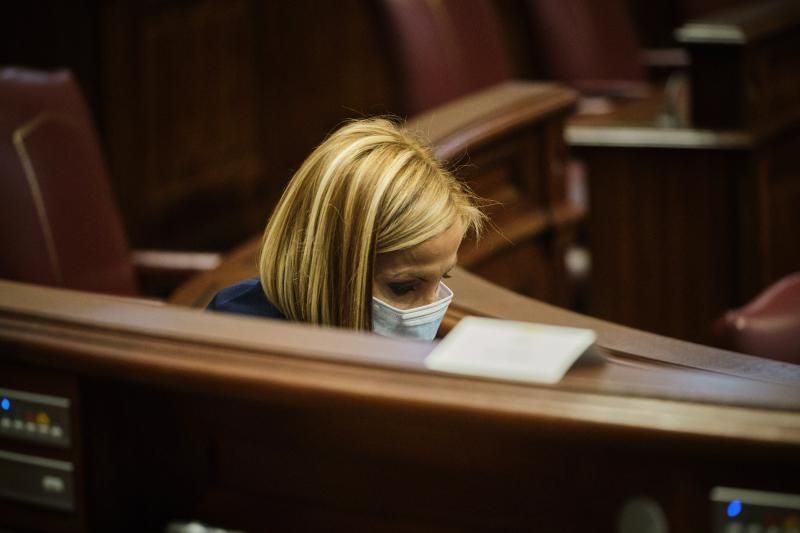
[372,283,454,341]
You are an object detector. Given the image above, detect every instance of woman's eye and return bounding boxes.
[443,273,452,280]
[388,283,416,296]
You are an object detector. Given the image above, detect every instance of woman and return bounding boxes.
[208,118,485,340]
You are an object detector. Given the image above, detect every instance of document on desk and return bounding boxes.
[425,317,596,384]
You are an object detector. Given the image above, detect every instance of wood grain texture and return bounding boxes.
[0,277,799,436]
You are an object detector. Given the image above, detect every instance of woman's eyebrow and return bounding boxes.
[388,273,426,281]
[388,264,455,281]
[386,268,430,280]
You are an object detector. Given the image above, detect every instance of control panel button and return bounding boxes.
[725,523,744,533]
[42,475,66,494]
[0,387,71,447]
[51,426,63,438]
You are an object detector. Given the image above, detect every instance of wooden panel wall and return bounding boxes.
[100,0,400,250]
[102,0,266,249]
[5,0,400,250]
[580,145,744,344]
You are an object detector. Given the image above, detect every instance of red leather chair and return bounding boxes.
[524,0,649,98]
[380,0,513,115]
[380,0,650,113]
[714,273,800,364]
[0,67,219,297]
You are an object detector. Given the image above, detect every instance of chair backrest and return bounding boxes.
[0,67,137,295]
[714,273,800,364]
[379,0,513,115]
[524,0,648,98]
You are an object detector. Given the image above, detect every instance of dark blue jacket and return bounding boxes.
[206,278,286,320]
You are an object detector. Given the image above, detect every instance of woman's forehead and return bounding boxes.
[376,221,462,275]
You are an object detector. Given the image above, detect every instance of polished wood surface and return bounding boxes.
[6,277,799,410]
[2,276,800,531]
[169,239,800,389]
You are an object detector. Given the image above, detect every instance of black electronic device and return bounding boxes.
[712,487,800,533]
[0,387,71,448]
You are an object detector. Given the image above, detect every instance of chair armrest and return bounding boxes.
[713,272,800,364]
[132,249,222,298]
[407,80,577,161]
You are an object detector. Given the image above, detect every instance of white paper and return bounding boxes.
[425,317,596,384]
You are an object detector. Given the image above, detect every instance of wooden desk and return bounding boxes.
[169,236,799,386]
[564,0,800,347]
[567,87,800,346]
[2,273,800,532]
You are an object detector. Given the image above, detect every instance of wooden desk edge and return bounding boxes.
[2,279,800,447]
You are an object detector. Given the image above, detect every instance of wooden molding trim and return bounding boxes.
[407,81,577,161]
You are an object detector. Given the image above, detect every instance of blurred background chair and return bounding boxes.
[0,67,220,297]
[380,0,513,116]
[714,273,800,364]
[523,0,650,99]
[380,0,652,117]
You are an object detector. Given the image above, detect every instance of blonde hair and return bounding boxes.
[259,117,484,331]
